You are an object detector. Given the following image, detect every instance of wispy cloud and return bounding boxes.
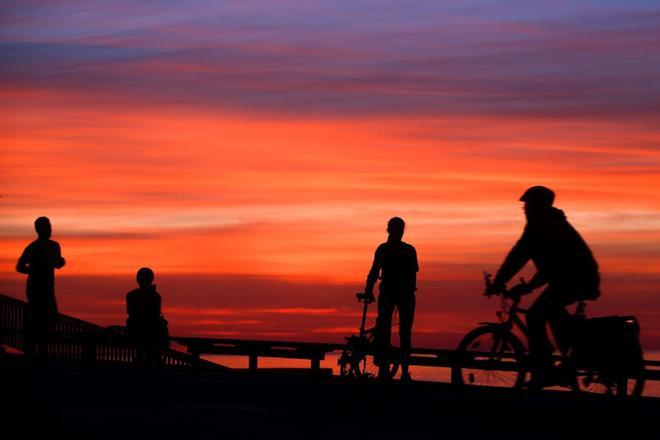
[2,1,659,119]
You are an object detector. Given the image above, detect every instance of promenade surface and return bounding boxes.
[2,355,658,440]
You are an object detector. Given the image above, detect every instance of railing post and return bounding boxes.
[189,346,201,367]
[311,357,320,373]
[249,353,258,371]
[450,351,460,385]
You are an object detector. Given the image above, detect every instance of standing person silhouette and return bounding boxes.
[489,186,600,389]
[364,217,419,381]
[16,217,66,357]
[126,267,169,363]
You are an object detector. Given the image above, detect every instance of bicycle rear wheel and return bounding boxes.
[570,315,645,398]
[452,326,526,389]
[573,367,645,397]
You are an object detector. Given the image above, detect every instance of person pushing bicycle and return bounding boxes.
[488,186,600,389]
[363,217,419,381]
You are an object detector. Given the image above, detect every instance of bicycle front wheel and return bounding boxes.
[338,337,399,379]
[351,352,399,379]
[452,326,526,389]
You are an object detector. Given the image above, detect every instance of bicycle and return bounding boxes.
[452,272,645,397]
[338,292,400,379]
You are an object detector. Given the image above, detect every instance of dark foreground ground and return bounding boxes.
[2,355,659,440]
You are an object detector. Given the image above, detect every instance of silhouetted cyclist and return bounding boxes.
[126,267,169,363]
[16,217,66,358]
[489,186,600,389]
[364,217,419,381]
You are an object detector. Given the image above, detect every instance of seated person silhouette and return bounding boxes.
[126,268,169,362]
[489,186,600,389]
[364,217,419,381]
[16,216,66,358]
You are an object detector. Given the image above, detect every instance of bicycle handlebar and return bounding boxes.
[482,271,588,320]
[483,272,529,300]
[356,292,375,304]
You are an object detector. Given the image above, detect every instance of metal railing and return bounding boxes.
[173,336,660,381]
[0,293,214,368]
[3,292,659,382]
[173,336,345,371]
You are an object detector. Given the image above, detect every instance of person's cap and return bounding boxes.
[519,186,555,206]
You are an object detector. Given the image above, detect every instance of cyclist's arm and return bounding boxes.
[493,229,532,287]
[527,272,547,290]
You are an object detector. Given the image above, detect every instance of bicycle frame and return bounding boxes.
[338,293,401,379]
[357,294,399,340]
[481,273,584,355]
[456,274,643,396]
[358,295,370,338]
[481,295,529,345]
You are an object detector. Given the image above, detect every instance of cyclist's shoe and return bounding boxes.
[400,372,413,383]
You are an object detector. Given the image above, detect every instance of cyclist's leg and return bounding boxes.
[548,300,576,356]
[397,293,416,378]
[527,286,564,384]
[375,291,395,376]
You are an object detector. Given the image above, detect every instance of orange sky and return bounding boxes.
[2,1,660,349]
[2,99,660,348]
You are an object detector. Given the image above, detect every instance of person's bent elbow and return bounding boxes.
[55,257,66,269]
[16,260,29,274]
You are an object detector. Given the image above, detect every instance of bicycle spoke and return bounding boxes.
[574,369,642,397]
[455,327,524,389]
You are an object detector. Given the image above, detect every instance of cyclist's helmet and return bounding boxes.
[519,186,554,207]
